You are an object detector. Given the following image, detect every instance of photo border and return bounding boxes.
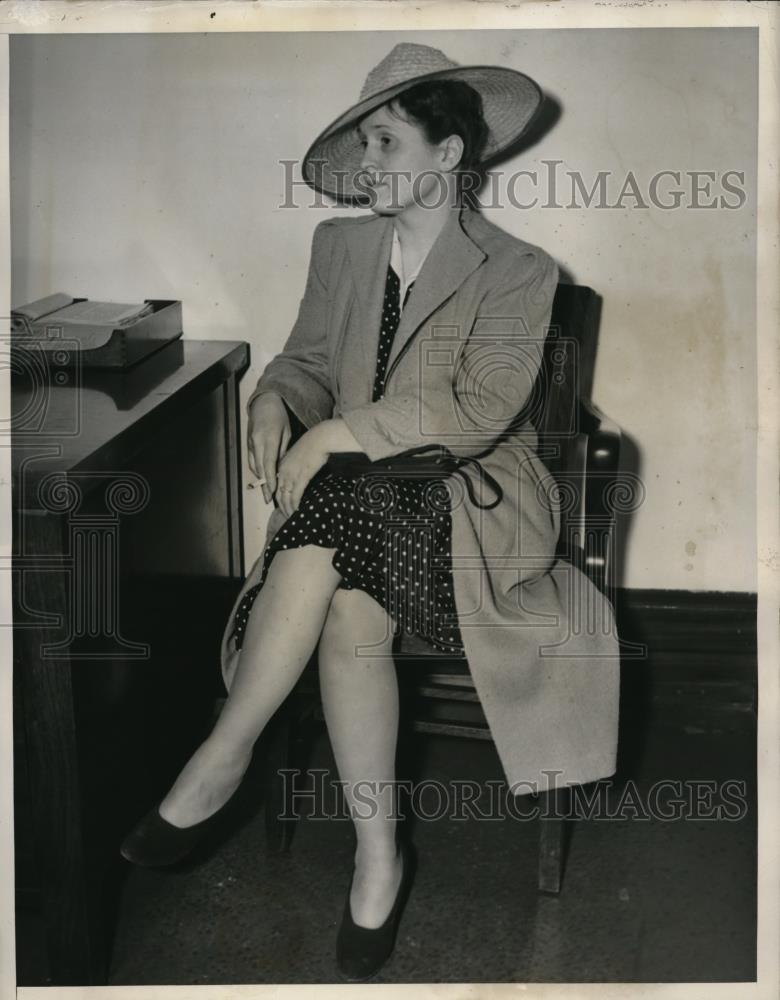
[0,3,776,1000]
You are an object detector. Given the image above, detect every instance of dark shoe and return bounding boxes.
[336,839,416,982]
[120,782,244,868]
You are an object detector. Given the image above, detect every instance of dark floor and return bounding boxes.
[106,715,756,985]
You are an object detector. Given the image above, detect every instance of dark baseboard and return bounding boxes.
[614,587,757,660]
[613,587,757,737]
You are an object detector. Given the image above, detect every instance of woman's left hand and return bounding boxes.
[274,425,330,518]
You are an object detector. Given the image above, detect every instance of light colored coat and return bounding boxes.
[220,204,620,794]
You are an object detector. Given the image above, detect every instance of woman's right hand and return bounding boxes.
[247,392,292,504]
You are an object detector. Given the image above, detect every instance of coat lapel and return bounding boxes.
[386,206,486,377]
[342,205,487,396]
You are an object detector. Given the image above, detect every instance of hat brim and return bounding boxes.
[301,64,543,205]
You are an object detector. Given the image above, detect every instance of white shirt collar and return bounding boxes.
[390,225,427,309]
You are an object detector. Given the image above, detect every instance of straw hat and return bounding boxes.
[301,42,543,204]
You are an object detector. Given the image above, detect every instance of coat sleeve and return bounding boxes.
[245,220,335,428]
[340,247,559,461]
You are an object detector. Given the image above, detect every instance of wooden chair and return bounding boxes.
[259,283,622,894]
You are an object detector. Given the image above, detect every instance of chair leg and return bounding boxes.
[537,786,572,894]
[262,701,304,853]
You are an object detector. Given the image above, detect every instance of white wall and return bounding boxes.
[10,29,758,593]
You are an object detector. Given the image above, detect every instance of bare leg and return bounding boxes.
[318,587,403,928]
[159,543,341,827]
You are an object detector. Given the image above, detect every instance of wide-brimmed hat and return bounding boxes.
[302,42,544,204]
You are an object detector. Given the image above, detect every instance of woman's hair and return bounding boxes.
[360,79,490,203]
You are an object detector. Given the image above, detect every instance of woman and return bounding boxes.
[121,42,621,981]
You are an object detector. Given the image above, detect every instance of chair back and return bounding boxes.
[516,283,599,470]
[505,284,604,577]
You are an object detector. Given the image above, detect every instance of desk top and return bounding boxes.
[12,338,250,511]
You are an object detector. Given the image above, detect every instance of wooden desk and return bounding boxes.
[12,339,249,985]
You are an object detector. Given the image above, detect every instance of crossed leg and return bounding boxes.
[158,543,342,828]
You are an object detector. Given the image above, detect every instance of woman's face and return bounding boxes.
[356,102,461,214]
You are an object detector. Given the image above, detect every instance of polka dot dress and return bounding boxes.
[228,262,465,656]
